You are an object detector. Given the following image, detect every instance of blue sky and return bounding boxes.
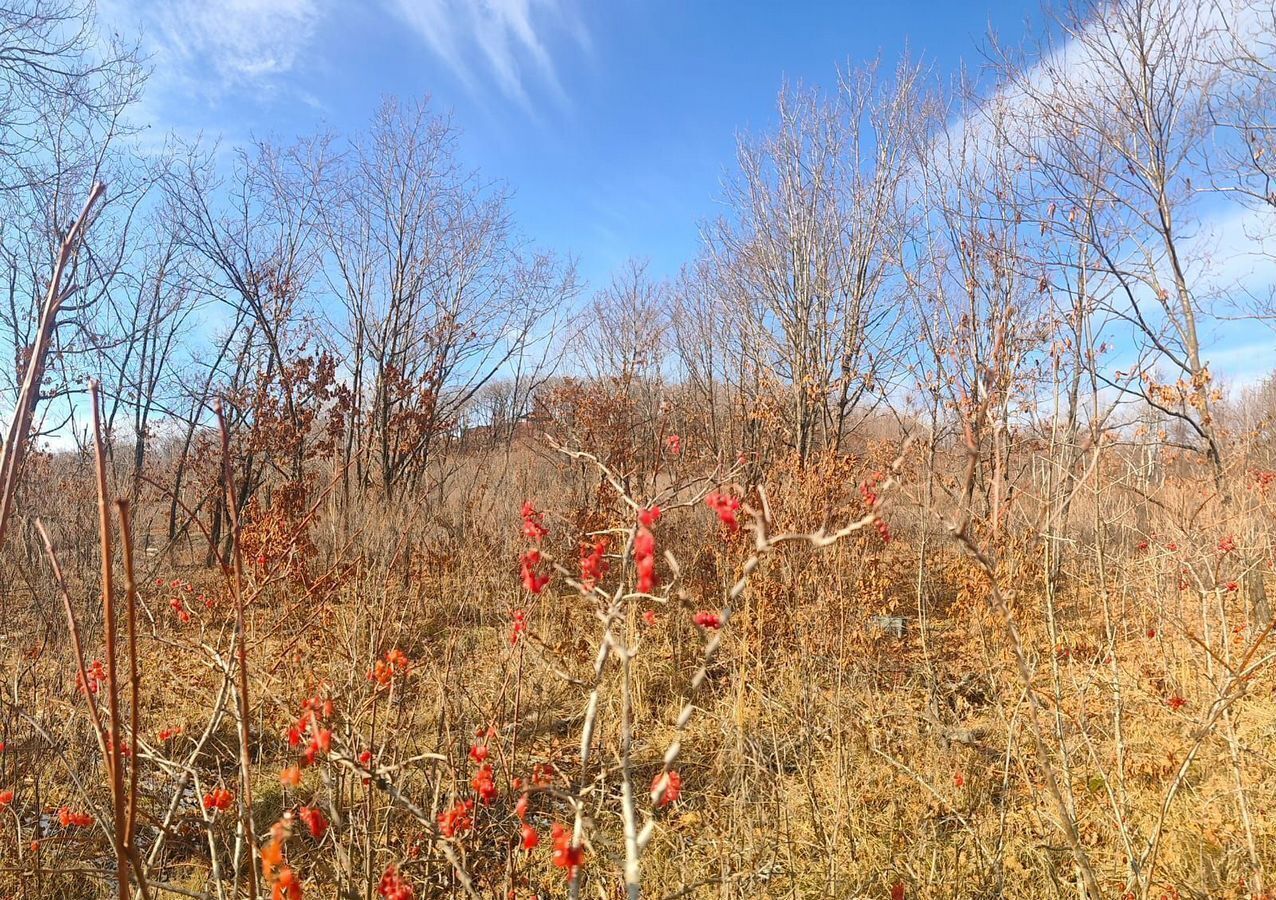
[99,0,1047,290]
[91,0,1276,390]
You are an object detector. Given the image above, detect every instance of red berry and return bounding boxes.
[652,769,682,806]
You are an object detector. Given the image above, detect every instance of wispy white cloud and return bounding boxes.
[1203,337,1276,393]
[387,0,586,110]
[102,0,324,96]
[1187,202,1276,296]
[908,0,1276,406]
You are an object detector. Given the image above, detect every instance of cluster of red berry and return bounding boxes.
[514,791,539,849]
[651,769,682,807]
[521,501,547,542]
[520,548,549,595]
[369,647,410,686]
[510,608,528,645]
[471,762,497,804]
[635,506,661,593]
[158,578,196,623]
[860,472,893,543]
[437,799,473,838]
[58,807,92,828]
[202,788,234,812]
[378,865,415,899]
[468,728,499,804]
[287,694,333,766]
[693,610,722,630]
[298,805,327,839]
[550,822,584,880]
[261,820,300,900]
[78,659,107,695]
[705,491,740,533]
[271,867,302,900]
[169,595,191,623]
[511,761,556,791]
[520,502,552,595]
[579,537,608,588]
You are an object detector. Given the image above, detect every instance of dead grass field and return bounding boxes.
[2,437,1273,900]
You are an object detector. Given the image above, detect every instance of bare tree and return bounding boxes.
[316,97,577,501]
[1023,0,1227,492]
[706,61,917,463]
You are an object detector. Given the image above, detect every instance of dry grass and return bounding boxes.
[0,438,1272,900]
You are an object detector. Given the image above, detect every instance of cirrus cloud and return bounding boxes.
[387,0,588,111]
[102,0,324,95]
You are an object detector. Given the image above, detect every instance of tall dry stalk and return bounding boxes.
[0,181,105,554]
[91,380,129,900]
[32,380,150,900]
[215,398,260,898]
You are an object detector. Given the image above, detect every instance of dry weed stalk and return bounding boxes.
[551,438,910,899]
[35,381,151,899]
[214,399,259,898]
[0,182,106,556]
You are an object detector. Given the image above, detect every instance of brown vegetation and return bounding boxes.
[0,0,1275,898]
